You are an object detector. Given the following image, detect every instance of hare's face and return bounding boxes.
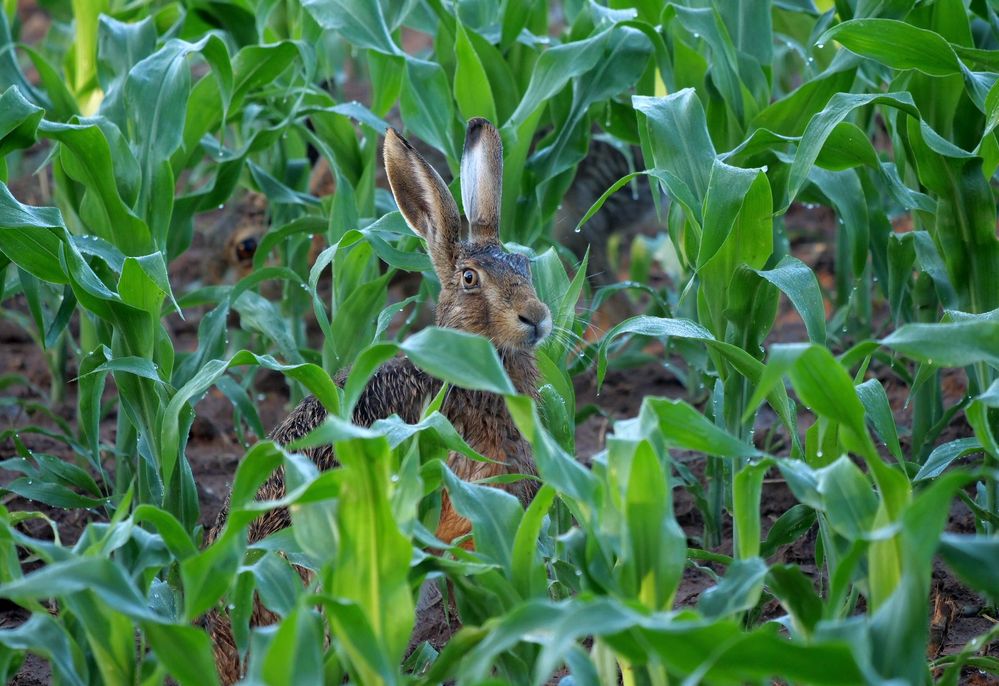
[385,118,551,354]
[438,243,551,351]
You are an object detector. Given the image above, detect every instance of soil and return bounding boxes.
[2,5,997,685]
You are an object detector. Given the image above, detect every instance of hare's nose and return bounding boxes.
[518,308,552,344]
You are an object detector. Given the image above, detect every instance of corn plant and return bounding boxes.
[1,1,997,685]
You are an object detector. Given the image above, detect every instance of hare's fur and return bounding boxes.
[204,118,551,684]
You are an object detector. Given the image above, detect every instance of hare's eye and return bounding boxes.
[236,237,257,261]
[462,269,480,289]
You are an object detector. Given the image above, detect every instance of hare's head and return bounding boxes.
[384,118,551,352]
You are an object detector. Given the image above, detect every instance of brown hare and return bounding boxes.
[554,138,656,288]
[203,117,551,684]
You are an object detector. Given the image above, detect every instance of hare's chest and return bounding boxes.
[445,394,535,500]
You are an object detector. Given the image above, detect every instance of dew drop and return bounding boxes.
[807,57,815,64]
[817,43,825,49]
[692,32,701,39]
[218,204,224,210]
[816,450,823,458]
[927,358,933,365]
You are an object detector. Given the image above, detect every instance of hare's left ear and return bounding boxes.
[384,127,462,279]
[460,118,503,243]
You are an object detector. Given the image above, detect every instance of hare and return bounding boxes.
[554,138,656,289]
[203,117,551,684]
[203,192,268,284]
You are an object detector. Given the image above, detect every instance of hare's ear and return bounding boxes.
[460,118,503,243]
[384,128,461,275]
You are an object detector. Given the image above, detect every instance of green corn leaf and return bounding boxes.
[633,89,716,213]
[302,0,402,56]
[672,5,759,123]
[531,27,651,185]
[506,394,600,521]
[599,316,797,439]
[699,557,768,619]
[141,622,220,686]
[818,19,964,76]
[257,607,324,686]
[401,59,457,163]
[760,504,816,557]
[2,477,106,509]
[249,551,302,617]
[0,11,48,110]
[881,318,999,367]
[733,461,770,559]
[510,484,555,599]
[817,456,880,540]
[453,22,497,124]
[750,56,857,136]
[0,183,69,283]
[754,255,827,343]
[784,91,919,209]
[697,160,767,268]
[625,441,685,610]
[96,15,157,128]
[0,86,43,158]
[331,435,414,677]
[641,396,760,458]
[855,378,903,461]
[914,437,982,481]
[507,28,611,129]
[0,557,160,621]
[938,534,999,602]
[907,121,999,315]
[160,351,341,491]
[767,563,823,636]
[442,464,522,571]
[0,614,86,686]
[611,619,865,685]
[39,120,152,255]
[399,327,515,395]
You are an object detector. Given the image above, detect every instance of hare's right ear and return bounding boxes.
[384,128,461,277]
[460,118,502,243]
